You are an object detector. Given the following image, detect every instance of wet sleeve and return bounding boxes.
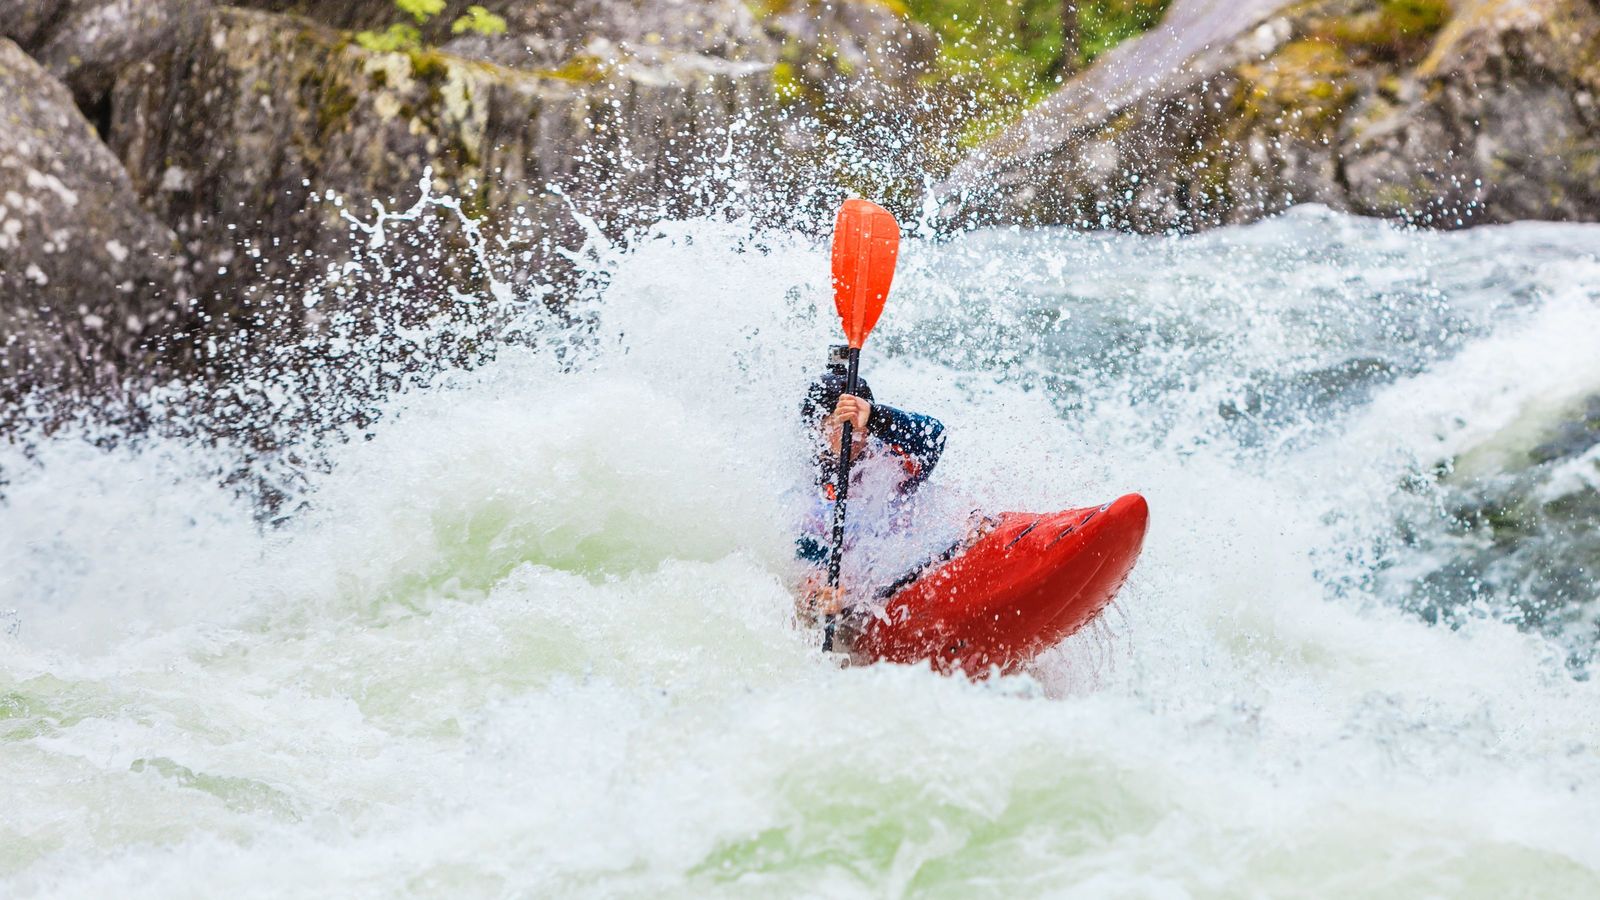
[795,534,829,567]
[867,404,946,493]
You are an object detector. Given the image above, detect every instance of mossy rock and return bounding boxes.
[1237,38,1359,134]
[537,53,606,83]
[407,46,452,82]
[1372,182,1419,210]
[1310,0,1451,61]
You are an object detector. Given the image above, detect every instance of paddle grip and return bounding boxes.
[823,347,862,652]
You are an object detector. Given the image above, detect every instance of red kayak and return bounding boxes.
[850,493,1149,676]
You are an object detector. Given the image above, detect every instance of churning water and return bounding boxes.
[4,204,1600,896]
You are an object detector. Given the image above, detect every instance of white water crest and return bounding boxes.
[4,206,1600,896]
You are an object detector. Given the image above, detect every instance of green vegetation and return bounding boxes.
[749,0,1177,207]
[903,0,1174,145]
[355,0,507,54]
[398,0,448,20]
[755,0,1172,145]
[451,4,508,35]
[1311,0,1451,60]
[908,0,1171,78]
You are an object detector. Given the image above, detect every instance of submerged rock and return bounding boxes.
[1406,389,1600,654]
[0,37,189,396]
[941,0,1600,232]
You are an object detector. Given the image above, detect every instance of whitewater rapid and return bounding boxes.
[4,207,1600,896]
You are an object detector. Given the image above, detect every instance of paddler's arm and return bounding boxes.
[795,534,830,566]
[866,404,946,492]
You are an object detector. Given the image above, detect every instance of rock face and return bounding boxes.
[3,0,212,113]
[0,36,189,394]
[441,0,778,69]
[1342,0,1600,222]
[108,6,777,314]
[238,1,935,210]
[0,1,72,48]
[1,0,933,417]
[242,0,779,69]
[761,0,941,210]
[940,0,1600,231]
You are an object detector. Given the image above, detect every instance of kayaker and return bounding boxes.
[794,357,946,631]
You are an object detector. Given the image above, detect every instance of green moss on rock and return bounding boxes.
[1237,38,1358,134]
[1374,182,1418,209]
[1312,0,1451,61]
[318,79,359,134]
[537,53,606,83]
[407,46,450,82]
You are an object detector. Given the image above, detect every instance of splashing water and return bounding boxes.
[3,202,1600,896]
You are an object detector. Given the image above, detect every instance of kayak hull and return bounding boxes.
[850,493,1149,676]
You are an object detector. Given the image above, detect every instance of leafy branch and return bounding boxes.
[356,1,507,53]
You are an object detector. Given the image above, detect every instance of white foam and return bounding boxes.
[4,211,1600,896]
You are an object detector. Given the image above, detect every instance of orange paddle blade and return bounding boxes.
[830,198,900,349]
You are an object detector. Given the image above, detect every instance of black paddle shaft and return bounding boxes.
[822,346,862,652]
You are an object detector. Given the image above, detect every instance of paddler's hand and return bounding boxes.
[828,394,872,432]
[797,579,849,623]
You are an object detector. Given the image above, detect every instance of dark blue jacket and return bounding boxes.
[796,404,945,566]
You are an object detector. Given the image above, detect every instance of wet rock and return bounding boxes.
[31,0,210,108]
[4,0,212,113]
[1,1,70,48]
[764,0,937,110]
[760,0,941,209]
[235,0,420,32]
[942,0,1600,232]
[1342,0,1600,224]
[0,36,189,394]
[240,0,932,209]
[107,7,776,315]
[442,0,776,69]
[241,1,778,69]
